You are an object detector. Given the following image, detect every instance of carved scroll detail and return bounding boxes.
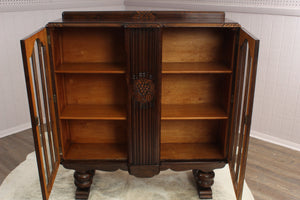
[133,11,155,20]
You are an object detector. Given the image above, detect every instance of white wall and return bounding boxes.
[226,12,300,151]
[0,3,125,138]
[125,1,300,151]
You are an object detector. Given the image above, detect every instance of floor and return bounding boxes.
[0,130,300,200]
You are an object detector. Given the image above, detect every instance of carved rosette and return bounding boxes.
[133,74,154,104]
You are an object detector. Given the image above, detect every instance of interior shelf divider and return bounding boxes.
[55,63,126,74]
[60,104,127,120]
[162,62,232,74]
[161,104,228,120]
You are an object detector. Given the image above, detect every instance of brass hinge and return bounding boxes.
[47,34,51,45]
[231,94,235,103]
[244,115,249,125]
[34,117,39,126]
[53,94,57,104]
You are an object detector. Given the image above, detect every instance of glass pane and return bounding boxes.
[234,40,249,175]
[41,44,57,165]
[35,40,57,175]
[235,41,253,183]
[29,52,49,184]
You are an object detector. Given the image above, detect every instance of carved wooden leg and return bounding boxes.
[193,169,215,199]
[74,170,95,200]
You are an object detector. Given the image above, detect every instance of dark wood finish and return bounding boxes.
[47,11,241,28]
[228,28,259,200]
[193,169,215,199]
[20,11,259,200]
[62,11,225,23]
[21,28,61,200]
[62,160,128,172]
[129,165,160,178]
[74,170,95,200]
[125,25,161,177]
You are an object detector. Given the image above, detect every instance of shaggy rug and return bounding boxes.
[0,152,254,200]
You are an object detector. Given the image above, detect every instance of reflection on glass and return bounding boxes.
[234,40,249,181]
[41,45,57,166]
[29,53,49,184]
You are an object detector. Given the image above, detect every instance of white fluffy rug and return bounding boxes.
[0,152,254,200]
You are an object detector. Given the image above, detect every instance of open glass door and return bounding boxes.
[229,28,259,200]
[21,28,60,200]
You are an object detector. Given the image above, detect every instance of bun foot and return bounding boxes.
[193,169,215,199]
[74,170,95,200]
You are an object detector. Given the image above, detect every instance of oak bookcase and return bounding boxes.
[21,11,259,200]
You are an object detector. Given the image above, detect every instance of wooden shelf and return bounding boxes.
[55,63,125,74]
[160,143,224,160]
[60,104,126,120]
[161,104,228,120]
[162,62,232,74]
[65,143,127,160]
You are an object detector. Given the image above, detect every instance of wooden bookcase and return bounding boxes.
[21,11,259,200]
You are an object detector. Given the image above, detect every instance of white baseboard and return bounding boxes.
[251,130,300,152]
[0,123,31,138]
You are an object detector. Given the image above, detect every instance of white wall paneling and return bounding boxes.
[0,0,124,12]
[0,4,125,138]
[226,12,300,148]
[125,0,300,16]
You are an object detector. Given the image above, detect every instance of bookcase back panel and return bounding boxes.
[162,28,232,63]
[60,120,71,155]
[161,120,221,143]
[59,74,126,105]
[162,74,229,106]
[67,120,126,144]
[61,27,125,63]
